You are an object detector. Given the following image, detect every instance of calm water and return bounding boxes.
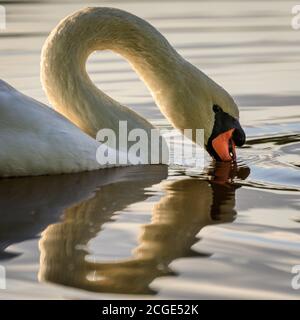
[0,0,300,299]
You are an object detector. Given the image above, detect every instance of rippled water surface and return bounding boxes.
[0,0,299,299]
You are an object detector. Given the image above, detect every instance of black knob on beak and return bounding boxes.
[232,127,246,147]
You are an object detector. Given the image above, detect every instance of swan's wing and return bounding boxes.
[0,80,103,177]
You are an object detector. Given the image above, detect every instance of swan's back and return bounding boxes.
[0,80,101,177]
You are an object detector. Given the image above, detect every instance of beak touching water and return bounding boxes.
[207,104,246,162]
[212,128,236,161]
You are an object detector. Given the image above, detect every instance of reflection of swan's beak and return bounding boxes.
[209,162,250,222]
[210,161,250,183]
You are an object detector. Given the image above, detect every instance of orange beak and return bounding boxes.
[212,128,236,162]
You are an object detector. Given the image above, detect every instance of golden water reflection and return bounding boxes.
[38,163,250,295]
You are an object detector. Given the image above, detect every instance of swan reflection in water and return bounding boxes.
[0,163,249,294]
[36,163,249,295]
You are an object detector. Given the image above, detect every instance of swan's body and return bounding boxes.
[0,80,103,176]
[0,7,243,177]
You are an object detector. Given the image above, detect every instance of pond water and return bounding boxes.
[0,0,299,299]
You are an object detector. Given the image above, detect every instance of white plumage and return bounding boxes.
[0,7,239,177]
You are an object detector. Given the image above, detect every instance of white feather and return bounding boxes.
[0,7,238,177]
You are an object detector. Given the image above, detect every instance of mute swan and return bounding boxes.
[0,7,245,177]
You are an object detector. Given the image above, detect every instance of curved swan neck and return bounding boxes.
[41,7,187,137]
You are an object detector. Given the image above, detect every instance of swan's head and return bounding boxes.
[168,64,246,162]
[206,103,246,162]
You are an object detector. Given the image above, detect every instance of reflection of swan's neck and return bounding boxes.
[41,7,189,137]
[37,176,237,294]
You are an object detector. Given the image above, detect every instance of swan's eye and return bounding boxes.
[213,104,222,113]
